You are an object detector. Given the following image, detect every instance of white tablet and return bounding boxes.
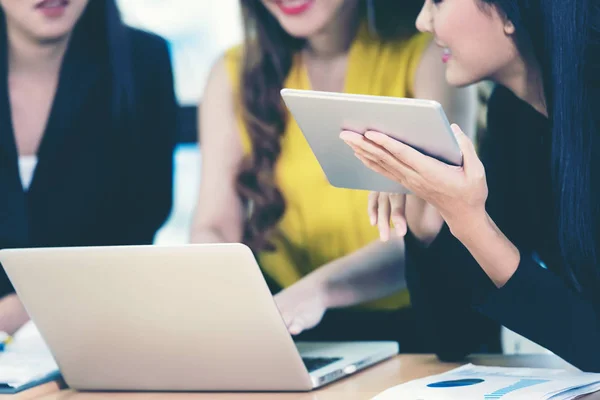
[281,88,463,194]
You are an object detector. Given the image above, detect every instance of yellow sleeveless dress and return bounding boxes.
[225,25,432,311]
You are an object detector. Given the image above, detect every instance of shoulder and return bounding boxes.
[223,44,243,65]
[221,43,244,88]
[126,27,173,82]
[125,27,175,99]
[486,85,525,137]
[127,27,170,59]
[368,32,432,96]
[379,32,432,62]
[479,85,519,158]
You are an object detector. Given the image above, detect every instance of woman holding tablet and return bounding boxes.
[344,0,600,369]
[191,0,499,351]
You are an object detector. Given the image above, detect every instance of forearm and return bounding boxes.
[307,239,407,309]
[190,226,229,244]
[449,212,520,288]
[405,228,501,360]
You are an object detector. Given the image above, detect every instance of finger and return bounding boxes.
[339,130,364,144]
[355,153,398,182]
[363,131,437,175]
[352,135,408,170]
[281,313,293,327]
[289,324,303,336]
[289,317,305,336]
[354,151,417,190]
[368,192,379,226]
[377,193,391,242]
[451,124,480,171]
[352,142,419,185]
[352,145,378,162]
[390,195,407,237]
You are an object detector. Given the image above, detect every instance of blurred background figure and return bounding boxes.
[190,0,490,352]
[116,0,243,245]
[0,0,176,334]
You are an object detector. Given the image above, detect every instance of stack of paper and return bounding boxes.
[0,321,60,394]
[372,364,600,400]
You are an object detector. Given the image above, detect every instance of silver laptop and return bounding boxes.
[0,244,398,391]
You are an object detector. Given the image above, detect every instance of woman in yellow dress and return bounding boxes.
[192,0,499,352]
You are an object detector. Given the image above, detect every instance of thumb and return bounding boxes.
[451,124,477,169]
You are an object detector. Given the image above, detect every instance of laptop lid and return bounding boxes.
[0,244,314,391]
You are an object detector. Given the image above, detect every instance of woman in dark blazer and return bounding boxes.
[0,0,176,333]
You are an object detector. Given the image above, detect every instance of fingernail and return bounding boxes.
[289,324,302,335]
[365,131,380,140]
[396,224,407,237]
[370,216,376,226]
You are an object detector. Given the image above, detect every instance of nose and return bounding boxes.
[416,0,433,33]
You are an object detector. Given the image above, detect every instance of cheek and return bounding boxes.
[435,6,518,85]
[0,0,27,21]
[451,29,517,84]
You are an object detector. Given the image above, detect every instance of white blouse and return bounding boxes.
[18,155,38,191]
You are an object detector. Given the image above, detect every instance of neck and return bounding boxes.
[304,3,361,59]
[498,59,547,117]
[7,23,70,77]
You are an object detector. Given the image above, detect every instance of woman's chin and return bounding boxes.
[445,65,479,88]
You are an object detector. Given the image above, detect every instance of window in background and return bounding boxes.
[116,1,243,244]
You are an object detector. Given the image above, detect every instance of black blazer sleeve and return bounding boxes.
[405,87,600,372]
[115,29,176,244]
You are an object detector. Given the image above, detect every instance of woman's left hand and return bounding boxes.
[340,125,488,236]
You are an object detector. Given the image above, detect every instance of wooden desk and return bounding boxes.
[36,354,599,400]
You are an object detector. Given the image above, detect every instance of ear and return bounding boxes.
[504,19,516,35]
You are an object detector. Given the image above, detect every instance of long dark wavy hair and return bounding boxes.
[237,0,423,252]
[0,0,134,118]
[484,0,600,292]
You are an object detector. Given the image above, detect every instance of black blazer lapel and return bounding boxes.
[29,37,103,195]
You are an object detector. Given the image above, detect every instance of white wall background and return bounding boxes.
[117,0,243,105]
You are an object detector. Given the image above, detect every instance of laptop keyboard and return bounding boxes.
[302,357,342,372]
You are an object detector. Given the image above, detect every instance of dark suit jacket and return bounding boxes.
[0,28,176,296]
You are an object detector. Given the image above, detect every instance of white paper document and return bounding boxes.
[372,363,600,400]
[0,321,60,393]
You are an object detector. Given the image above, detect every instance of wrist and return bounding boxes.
[448,211,520,288]
[291,272,333,309]
[446,209,490,242]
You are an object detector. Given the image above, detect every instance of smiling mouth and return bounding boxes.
[273,0,315,16]
[35,0,69,8]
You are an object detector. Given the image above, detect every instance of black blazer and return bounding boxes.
[0,28,176,296]
[405,85,600,371]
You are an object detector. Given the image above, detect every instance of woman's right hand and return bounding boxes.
[274,282,328,336]
[369,192,445,246]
